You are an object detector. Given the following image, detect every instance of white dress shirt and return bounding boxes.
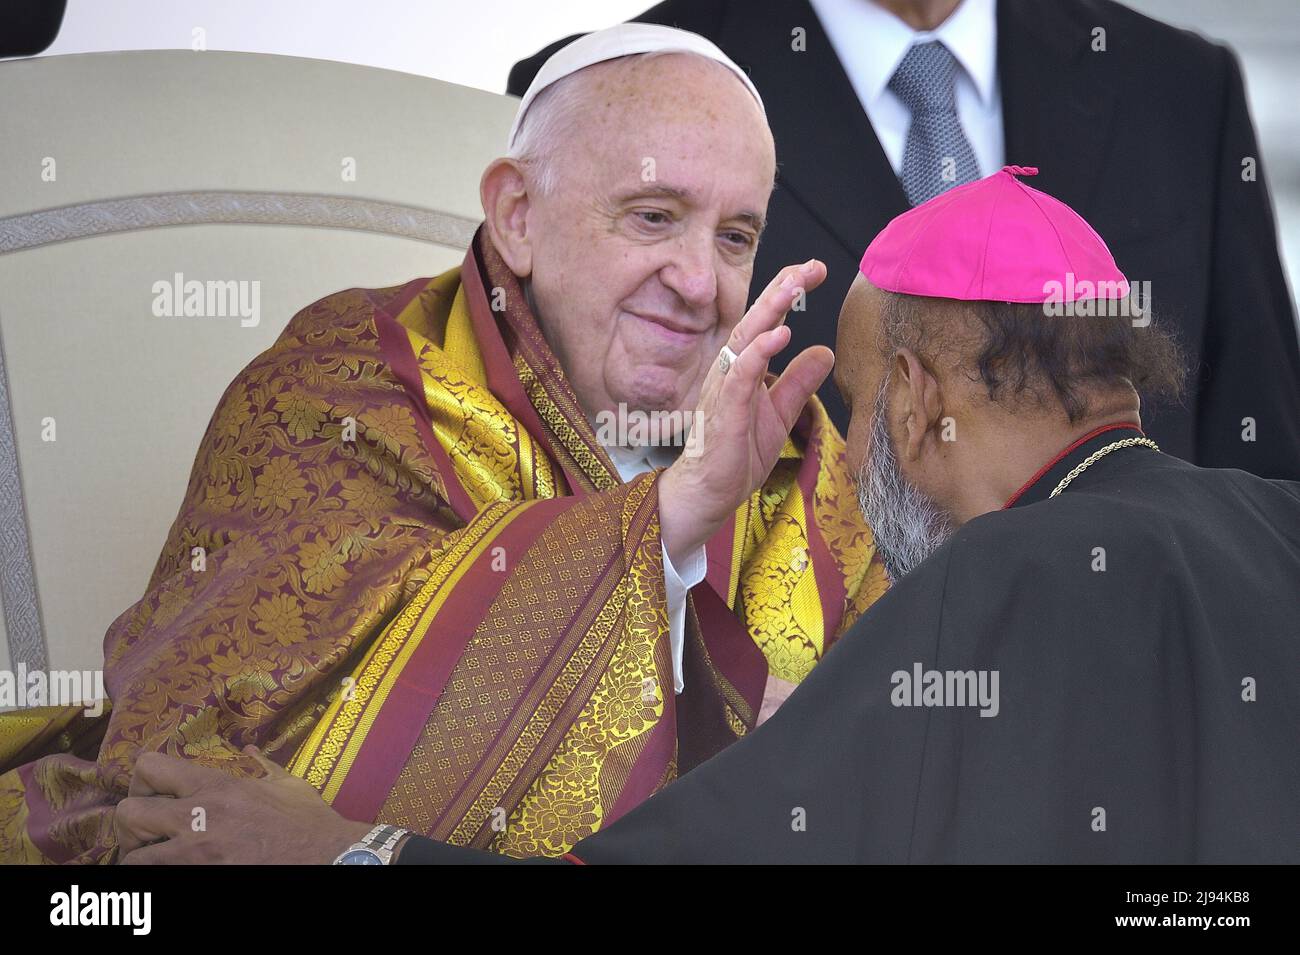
[603,443,707,695]
[808,0,1004,178]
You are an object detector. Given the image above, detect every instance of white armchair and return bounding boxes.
[0,50,517,675]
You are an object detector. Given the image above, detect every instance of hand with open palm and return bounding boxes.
[660,259,832,565]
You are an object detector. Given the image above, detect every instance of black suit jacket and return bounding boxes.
[510,0,1300,479]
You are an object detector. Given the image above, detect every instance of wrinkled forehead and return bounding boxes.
[597,51,764,118]
[573,54,773,167]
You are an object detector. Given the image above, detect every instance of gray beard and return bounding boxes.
[855,380,955,583]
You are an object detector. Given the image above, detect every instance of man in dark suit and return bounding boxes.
[511,0,1300,479]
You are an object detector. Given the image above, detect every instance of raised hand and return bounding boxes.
[659,259,832,565]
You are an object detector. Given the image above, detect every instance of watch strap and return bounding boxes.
[333,823,410,864]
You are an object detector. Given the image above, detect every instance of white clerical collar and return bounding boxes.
[602,441,679,483]
[604,442,679,482]
[810,0,998,108]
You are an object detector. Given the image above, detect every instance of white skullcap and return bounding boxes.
[508,22,765,150]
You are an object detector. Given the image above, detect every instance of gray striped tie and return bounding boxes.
[889,41,980,206]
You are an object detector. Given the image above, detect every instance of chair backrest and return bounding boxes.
[0,50,518,675]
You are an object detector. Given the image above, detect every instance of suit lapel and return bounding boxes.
[998,0,1118,216]
[716,0,908,259]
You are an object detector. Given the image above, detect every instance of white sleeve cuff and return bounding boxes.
[662,542,708,694]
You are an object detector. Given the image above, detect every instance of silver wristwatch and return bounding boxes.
[332,823,410,865]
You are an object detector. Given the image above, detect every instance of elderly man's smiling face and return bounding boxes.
[487,53,776,420]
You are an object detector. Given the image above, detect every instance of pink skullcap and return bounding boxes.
[859,166,1129,303]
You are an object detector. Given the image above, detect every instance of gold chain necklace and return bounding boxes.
[1049,437,1160,498]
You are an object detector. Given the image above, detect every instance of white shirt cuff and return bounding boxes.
[663,542,708,694]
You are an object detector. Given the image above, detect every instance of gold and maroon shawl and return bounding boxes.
[0,228,887,862]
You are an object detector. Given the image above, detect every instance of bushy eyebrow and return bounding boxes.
[733,211,767,235]
[616,184,692,204]
[614,184,766,234]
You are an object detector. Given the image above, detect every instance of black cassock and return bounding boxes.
[398,425,1300,864]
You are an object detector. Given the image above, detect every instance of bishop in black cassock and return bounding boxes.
[396,167,1300,864]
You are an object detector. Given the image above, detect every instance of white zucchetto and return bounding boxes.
[508,22,765,149]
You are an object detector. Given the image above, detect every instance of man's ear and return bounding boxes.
[892,348,944,461]
[480,158,534,278]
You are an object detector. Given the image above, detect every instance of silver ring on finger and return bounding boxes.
[717,344,739,375]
